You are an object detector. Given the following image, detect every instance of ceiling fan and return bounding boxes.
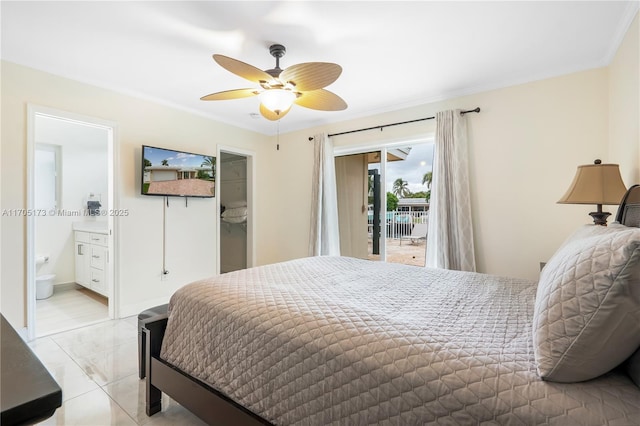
[201,44,347,121]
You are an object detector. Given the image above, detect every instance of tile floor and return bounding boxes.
[29,317,207,425]
[36,285,109,337]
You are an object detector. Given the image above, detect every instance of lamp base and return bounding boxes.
[589,211,611,226]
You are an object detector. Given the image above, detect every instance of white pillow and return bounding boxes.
[532,225,640,382]
[221,206,247,218]
[554,223,628,251]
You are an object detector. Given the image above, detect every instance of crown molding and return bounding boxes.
[602,1,640,65]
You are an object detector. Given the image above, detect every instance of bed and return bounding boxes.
[144,185,640,425]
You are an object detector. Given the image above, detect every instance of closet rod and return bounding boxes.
[308,107,480,140]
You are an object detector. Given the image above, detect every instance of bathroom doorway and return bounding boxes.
[26,106,117,339]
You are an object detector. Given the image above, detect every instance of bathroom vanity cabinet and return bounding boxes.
[74,231,108,297]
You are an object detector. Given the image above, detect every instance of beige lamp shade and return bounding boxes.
[558,161,627,205]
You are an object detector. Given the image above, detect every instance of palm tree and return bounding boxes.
[201,156,216,180]
[422,171,433,189]
[392,178,411,198]
[422,172,433,203]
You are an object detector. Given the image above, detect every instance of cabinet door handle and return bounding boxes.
[92,278,100,283]
[92,255,100,259]
[78,244,84,255]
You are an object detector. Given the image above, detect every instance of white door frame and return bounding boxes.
[216,145,256,273]
[26,104,119,340]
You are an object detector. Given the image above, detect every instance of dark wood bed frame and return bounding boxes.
[144,184,640,426]
[143,315,272,425]
[616,184,640,226]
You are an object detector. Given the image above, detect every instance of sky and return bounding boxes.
[370,142,434,195]
[143,146,213,168]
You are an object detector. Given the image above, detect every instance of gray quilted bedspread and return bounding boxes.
[160,256,640,425]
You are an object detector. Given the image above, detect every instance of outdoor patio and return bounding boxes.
[367,238,426,267]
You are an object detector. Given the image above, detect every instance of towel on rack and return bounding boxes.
[87,201,101,216]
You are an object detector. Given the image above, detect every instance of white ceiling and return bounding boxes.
[2,1,638,136]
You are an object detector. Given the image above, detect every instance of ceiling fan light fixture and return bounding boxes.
[203,44,346,120]
[260,89,296,114]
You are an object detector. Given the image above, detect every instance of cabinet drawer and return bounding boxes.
[90,268,107,296]
[89,233,108,246]
[90,246,107,270]
[74,242,91,288]
[75,231,92,244]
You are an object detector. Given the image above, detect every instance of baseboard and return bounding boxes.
[53,282,80,291]
[120,296,171,318]
[16,327,28,341]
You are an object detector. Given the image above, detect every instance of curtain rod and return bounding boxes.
[308,107,480,140]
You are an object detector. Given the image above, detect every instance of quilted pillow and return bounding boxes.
[533,225,640,382]
[554,223,629,250]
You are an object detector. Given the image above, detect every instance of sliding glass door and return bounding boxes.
[335,142,433,266]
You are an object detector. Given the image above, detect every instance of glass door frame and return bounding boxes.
[333,135,433,263]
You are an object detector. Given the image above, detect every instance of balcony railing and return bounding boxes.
[368,210,429,240]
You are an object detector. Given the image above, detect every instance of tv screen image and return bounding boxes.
[142,145,216,198]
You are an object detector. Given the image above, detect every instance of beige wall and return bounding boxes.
[261,68,612,281]
[609,12,639,185]
[1,61,268,328]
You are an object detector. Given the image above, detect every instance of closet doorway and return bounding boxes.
[218,147,255,273]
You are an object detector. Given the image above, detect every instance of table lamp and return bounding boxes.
[558,159,627,226]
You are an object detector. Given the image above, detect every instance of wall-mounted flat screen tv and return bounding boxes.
[141,145,216,198]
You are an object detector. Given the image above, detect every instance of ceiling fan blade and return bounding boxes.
[259,103,291,121]
[213,54,274,83]
[295,89,347,111]
[200,88,258,101]
[280,62,342,91]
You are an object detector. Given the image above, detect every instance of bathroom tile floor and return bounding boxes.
[36,285,109,336]
[29,317,206,425]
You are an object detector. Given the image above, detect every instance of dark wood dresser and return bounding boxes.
[1,314,62,425]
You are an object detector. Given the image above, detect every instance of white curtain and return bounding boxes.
[425,110,476,271]
[309,133,341,256]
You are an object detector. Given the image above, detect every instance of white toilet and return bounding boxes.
[36,255,55,300]
[36,274,55,299]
